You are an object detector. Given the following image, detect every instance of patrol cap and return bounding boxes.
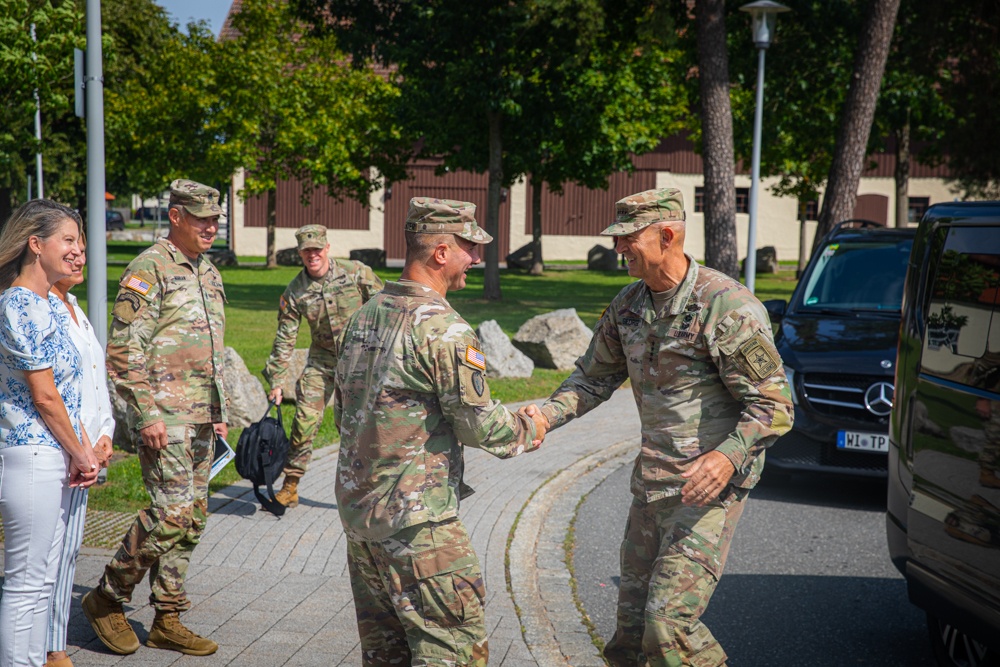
[600,188,686,236]
[405,197,493,245]
[169,179,223,218]
[295,224,328,250]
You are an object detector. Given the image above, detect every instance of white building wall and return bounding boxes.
[229,168,387,258]
[230,168,961,264]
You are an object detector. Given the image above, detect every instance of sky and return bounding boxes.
[155,0,232,36]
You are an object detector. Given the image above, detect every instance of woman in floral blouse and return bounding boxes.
[0,200,100,667]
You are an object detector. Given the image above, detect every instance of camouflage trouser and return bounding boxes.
[98,423,211,613]
[603,488,748,667]
[284,362,336,478]
[346,518,489,667]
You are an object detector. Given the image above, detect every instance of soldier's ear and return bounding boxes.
[432,241,450,267]
[659,224,674,249]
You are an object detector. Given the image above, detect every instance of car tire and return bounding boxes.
[926,612,1000,667]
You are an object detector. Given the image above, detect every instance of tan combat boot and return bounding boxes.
[146,611,218,656]
[81,589,140,655]
[275,475,300,508]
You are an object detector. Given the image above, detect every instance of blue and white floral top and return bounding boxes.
[0,286,83,450]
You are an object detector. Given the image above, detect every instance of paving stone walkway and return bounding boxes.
[6,391,640,666]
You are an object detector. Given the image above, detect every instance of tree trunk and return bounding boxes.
[894,112,910,228]
[529,175,543,276]
[266,187,277,268]
[797,199,809,277]
[483,110,503,301]
[696,0,738,278]
[815,0,901,244]
[0,187,13,232]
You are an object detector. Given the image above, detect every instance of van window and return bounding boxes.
[920,227,1000,391]
[798,239,912,311]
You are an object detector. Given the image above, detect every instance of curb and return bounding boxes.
[508,438,636,666]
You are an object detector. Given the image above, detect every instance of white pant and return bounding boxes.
[0,445,68,667]
[46,485,88,653]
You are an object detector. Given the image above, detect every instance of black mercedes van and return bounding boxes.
[886,201,1000,667]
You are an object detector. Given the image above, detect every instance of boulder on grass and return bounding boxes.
[208,248,238,267]
[513,308,592,370]
[588,244,618,271]
[349,248,387,269]
[740,246,779,275]
[271,348,309,404]
[224,347,268,428]
[276,247,303,266]
[476,320,534,378]
[506,242,535,271]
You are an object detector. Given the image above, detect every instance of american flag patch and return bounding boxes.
[125,275,151,295]
[465,346,486,371]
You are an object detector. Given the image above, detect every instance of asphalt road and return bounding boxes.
[573,464,937,667]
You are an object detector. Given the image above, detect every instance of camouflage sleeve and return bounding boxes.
[541,308,630,429]
[354,261,384,302]
[436,334,538,458]
[709,307,794,474]
[105,263,163,430]
[263,289,300,389]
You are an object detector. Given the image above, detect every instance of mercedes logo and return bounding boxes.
[864,382,894,416]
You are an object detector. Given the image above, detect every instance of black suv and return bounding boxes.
[887,202,1000,667]
[763,220,916,478]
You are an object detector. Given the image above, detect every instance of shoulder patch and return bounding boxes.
[279,294,288,311]
[465,346,487,372]
[112,292,143,324]
[736,332,780,382]
[124,272,153,296]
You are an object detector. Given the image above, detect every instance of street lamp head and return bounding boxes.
[740,0,791,49]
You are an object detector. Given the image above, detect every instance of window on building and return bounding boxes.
[908,196,930,223]
[694,187,751,214]
[804,200,819,220]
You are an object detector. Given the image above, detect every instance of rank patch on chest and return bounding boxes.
[124,274,151,296]
[465,346,487,371]
[737,332,780,382]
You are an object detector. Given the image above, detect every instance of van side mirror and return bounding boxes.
[763,299,787,323]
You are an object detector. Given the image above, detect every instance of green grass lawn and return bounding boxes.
[80,249,798,512]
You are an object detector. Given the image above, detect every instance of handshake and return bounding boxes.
[518,404,551,447]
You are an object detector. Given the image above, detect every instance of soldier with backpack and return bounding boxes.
[263,224,383,509]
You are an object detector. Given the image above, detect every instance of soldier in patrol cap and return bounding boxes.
[263,223,383,508]
[333,197,548,666]
[82,179,227,657]
[531,188,794,666]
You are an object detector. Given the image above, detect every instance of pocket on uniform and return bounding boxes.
[413,546,485,628]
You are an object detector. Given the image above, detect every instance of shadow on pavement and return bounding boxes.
[702,574,934,667]
[753,472,887,511]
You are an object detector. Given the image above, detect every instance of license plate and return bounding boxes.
[837,430,889,453]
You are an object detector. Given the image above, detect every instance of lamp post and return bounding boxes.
[739,0,789,293]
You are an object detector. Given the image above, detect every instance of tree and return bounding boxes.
[814,0,900,243]
[217,0,408,267]
[695,0,738,278]
[0,0,84,220]
[296,0,684,297]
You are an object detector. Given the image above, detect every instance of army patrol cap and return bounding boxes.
[295,224,329,250]
[600,188,686,236]
[169,179,223,218]
[405,197,493,244]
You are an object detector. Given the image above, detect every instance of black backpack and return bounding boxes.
[235,401,290,517]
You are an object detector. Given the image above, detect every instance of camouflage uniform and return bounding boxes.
[334,198,537,666]
[263,225,383,479]
[100,181,227,613]
[541,189,793,667]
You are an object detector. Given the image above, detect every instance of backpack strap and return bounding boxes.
[254,443,286,517]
